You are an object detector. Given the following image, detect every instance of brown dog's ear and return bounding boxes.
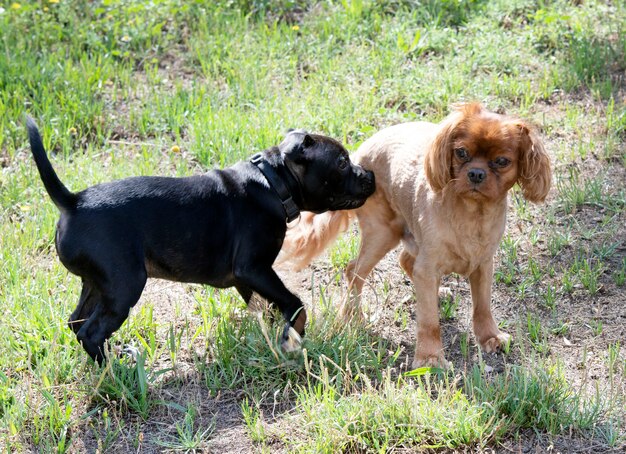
[424,111,462,192]
[516,123,552,203]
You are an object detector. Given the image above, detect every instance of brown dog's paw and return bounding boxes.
[480,332,511,353]
[438,286,453,299]
[411,353,450,370]
[339,302,365,324]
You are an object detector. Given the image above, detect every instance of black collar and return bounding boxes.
[250,153,300,222]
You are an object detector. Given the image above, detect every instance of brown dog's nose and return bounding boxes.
[468,168,486,184]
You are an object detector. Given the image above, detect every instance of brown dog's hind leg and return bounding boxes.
[398,249,415,276]
[343,210,402,321]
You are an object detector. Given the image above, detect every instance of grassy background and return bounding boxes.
[1,0,625,452]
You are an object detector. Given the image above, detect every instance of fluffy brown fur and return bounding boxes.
[279,103,552,368]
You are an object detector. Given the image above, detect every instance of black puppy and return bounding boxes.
[26,119,375,363]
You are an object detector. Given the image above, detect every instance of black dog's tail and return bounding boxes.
[26,117,77,211]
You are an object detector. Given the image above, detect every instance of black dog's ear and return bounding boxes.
[302,134,315,148]
[282,130,317,164]
[286,128,308,135]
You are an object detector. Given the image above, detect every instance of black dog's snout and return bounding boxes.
[363,169,375,193]
[468,168,486,184]
[355,166,375,194]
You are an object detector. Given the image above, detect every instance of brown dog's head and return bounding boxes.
[424,103,551,203]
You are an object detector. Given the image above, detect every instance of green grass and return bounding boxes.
[196,293,394,399]
[274,362,609,452]
[285,370,502,451]
[154,404,214,452]
[1,0,625,451]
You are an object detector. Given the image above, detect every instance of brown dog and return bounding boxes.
[279,103,551,368]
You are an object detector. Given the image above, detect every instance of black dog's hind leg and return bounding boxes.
[234,266,306,351]
[75,268,147,363]
[69,280,100,334]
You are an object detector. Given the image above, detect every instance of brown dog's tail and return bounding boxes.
[26,117,77,212]
[276,210,353,270]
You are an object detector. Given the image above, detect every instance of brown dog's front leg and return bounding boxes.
[411,264,449,369]
[469,259,511,353]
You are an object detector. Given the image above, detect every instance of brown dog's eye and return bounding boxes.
[455,147,469,161]
[491,157,510,168]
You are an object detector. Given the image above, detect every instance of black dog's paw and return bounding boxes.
[122,344,141,360]
[281,323,303,353]
[112,343,141,361]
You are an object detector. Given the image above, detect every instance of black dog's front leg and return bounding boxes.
[235,285,253,304]
[234,266,306,352]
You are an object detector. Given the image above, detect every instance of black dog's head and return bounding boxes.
[279,130,375,213]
